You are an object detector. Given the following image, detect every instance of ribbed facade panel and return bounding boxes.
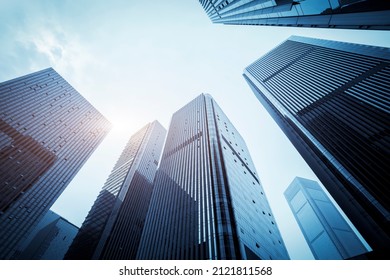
[137,94,289,260]
[243,36,390,257]
[65,121,166,260]
[199,0,390,30]
[0,68,111,259]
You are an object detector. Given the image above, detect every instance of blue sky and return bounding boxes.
[1,1,388,260]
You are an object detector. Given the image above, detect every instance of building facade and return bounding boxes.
[284,177,368,259]
[0,68,111,259]
[15,210,78,260]
[199,0,390,30]
[243,36,390,258]
[137,94,289,260]
[65,121,166,260]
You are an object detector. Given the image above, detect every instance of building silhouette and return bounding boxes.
[284,177,368,259]
[0,68,111,259]
[15,210,78,260]
[243,36,390,258]
[137,94,289,260]
[65,121,166,259]
[199,0,390,30]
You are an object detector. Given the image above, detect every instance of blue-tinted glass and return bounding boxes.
[297,203,323,241]
[329,0,340,9]
[245,36,390,254]
[307,188,328,202]
[290,190,307,211]
[333,229,366,256]
[137,94,289,260]
[312,232,342,259]
[298,0,332,15]
[0,68,111,259]
[315,200,349,230]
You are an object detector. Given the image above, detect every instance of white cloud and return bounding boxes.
[13,17,98,92]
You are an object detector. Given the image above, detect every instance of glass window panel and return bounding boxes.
[312,232,342,259]
[333,229,366,257]
[290,190,307,211]
[307,188,328,202]
[315,200,349,230]
[297,203,324,241]
[298,0,332,15]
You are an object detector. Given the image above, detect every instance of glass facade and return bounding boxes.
[199,0,390,29]
[0,68,111,259]
[285,177,368,259]
[14,210,78,260]
[137,94,289,260]
[65,121,166,259]
[243,36,390,258]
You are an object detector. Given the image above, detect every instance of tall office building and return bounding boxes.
[199,0,390,30]
[0,68,111,259]
[243,36,390,258]
[137,94,289,260]
[284,177,368,259]
[16,210,78,260]
[65,121,166,260]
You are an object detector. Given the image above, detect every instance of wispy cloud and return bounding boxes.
[15,22,96,82]
[27,28,66,64]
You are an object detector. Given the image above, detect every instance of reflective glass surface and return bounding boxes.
[246,37,390,255]
[138,94,289,260]
[0,68,111,259]
[199,0,390,29]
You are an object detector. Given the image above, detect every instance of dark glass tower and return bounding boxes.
[0,68,111,259]
[284,177,368,259]
[243,36,390,258]
[199,0,390,30]
[16,210,78,260]
[65,121,166,260]
[137,94,289,260]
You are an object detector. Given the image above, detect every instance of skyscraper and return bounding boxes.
[65,121,166,260]
[0,68,111,259]
[199,0,390,30]
[15,210,78,260]
[137,94,289,260]
[284,177,368,259]
[243,36,390,258]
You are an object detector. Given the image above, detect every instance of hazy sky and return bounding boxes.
[1,0,389,260]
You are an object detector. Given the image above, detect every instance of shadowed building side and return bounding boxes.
[0,68,111,259]
[15,210,78,260]
[137,94,289,260]
[65,121,166,260]
[243,36,390,258]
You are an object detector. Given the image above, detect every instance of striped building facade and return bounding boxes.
[65,121,166,259]
[0,68,111,259]
[199,0,390,30]
[243,36,390,258]
[137,94,289,260]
